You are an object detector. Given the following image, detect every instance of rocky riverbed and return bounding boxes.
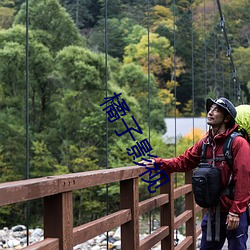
[0,225,188,249]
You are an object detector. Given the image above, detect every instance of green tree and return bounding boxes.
[0,25,56,132]
[86,17,138,60]
[0,112,26,180]
[116,63,165,132]
[30,141,57,177]
[0,39,27,180]
[234,46,250,102]
[0,6,15,29]
[61,0,101,29]
[149,5,174,32]
[14,0,84,52]
[50,46,140,166]
[124,32,185,88]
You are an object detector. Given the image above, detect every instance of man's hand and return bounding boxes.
[226,213,240,230]
[139,159,155,167]
[139,159,158,174]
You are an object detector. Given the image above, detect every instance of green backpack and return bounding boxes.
[235,105,250,142]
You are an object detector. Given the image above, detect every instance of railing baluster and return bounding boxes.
[161,173,174,250]
[44,192,73,250]
[120,178,139,250]
[185,172,196,250]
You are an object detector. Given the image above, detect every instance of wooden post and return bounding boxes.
[161,173,174,250]
[185,171,196,250]
[120,178,139,250]
[44,192,73,250]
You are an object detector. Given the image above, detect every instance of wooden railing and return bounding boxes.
[0,166,203,250]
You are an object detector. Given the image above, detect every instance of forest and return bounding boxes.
[0,0,249,228]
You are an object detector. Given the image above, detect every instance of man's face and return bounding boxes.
[207,104,226,127]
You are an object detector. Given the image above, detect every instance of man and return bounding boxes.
[141,97,250,250]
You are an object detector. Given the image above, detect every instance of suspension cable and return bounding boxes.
[191,0,195,145]
[173,1,177,158]
[147,2,151,147]
[25,0,30,245]
[104,0,109,248]
[147,0,152,234]
[172,0,179,245]
[213,0,217,95]
[203,0,207,98]
[216,0,242,104]
[218,33,225,96]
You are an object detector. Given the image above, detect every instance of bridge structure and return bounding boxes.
[0,165,204,250]
[0,0,248,249]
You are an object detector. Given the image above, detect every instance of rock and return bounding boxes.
[0,224,188,249]
[73,242,87,249]
[100,240,108,246]
[12,231,25,238]
[95,234,106,243]
[108,236,116,243]
[113,240,121,249]
[91,245,101,250]
[87,238,94,245]
[20,237,27,245]
[11,226,26,232]
[113,227,120,240]
[7,239,20,247]
[107,231,114,237]
[0,230,7,238]
[30,228,43,238]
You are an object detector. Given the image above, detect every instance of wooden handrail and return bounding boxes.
[0,165,203,250]
[73,209,131,245]
[0,166,145,206]
[23,238,59,250]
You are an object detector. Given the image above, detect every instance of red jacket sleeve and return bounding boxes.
[154,140,203,173]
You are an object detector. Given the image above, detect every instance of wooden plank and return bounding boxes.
[73,209,131,245]
[174,210,192,229]
[174,184,192,199]
[22,238,59,250]
[44,192,73,250]
[58,166,145,192]
[139,194,169,215]
[174,236,193,250]
[0,177,59,206]
[120,178,139,250]
[195,204,203,213]
[0,166,146,206]
[140,226,169,250]
[196,226,202,237]
[185,171,196,250]
[161,173,174,250]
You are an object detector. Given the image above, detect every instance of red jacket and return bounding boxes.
[154,124,250,216]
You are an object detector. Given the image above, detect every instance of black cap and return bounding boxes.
[206,97,237,119]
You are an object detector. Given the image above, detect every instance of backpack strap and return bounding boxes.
[223,132,242,200]
[223,132,242,169]
[200,142,208,162]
